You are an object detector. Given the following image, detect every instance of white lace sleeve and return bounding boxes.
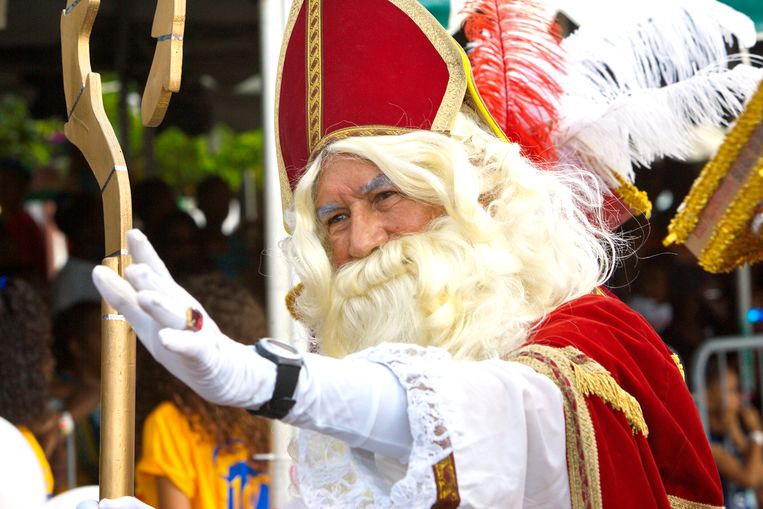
[291,343,570,509]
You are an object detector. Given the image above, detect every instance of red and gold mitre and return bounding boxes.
[274,0,505,216]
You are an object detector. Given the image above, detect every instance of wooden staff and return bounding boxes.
[61,0,186,497]
[142,0,186,127]
[61,0,135,498]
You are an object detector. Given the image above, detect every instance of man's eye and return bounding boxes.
[374,190,398,203]
[326,213,348,226]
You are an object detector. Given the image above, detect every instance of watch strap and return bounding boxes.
[250,363,300,419]
[249,342,302,420]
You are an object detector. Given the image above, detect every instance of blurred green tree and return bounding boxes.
[0,94,64,169]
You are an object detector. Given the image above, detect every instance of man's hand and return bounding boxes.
[91,229,275,409]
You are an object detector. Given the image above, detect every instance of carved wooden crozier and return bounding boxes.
[61,0,135,498]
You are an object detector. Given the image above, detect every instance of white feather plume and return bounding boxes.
[554,0,762,186]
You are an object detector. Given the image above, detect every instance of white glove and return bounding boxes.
[76,497,154,509]
[93,229,413,459]
[91,229,275,409]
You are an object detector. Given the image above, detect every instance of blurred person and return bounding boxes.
[50,193,103,316]
[626,259,673,334]
[196,176,252,280]
[0,412,100,508]
[135,273,270,509]
[706,363,763,508]
[0,276,57,498]
[0,415,49,508]
[152,210,214,279]
[132,178,177,240]
[663,251,738,382]
[0,157,47,283]
[0,271,109,508]
[50,301,103,487]
[196,176,232,257]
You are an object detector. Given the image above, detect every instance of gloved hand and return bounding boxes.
[93,231,414,461]
[91,229,275,409]
[76,497,154,509]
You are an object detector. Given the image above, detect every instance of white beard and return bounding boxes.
[314,221,532,360]
[320,259,425,358]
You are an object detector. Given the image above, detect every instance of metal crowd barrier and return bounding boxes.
[692,335,763,436]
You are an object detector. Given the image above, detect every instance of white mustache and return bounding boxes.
[332,237,417,299]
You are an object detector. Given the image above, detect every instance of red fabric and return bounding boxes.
[3,209,46,279]
[278,0,456,189]
[529,294,723,508]
[601,192,636,230]
[322,0,449,134]
[279,4,309,191]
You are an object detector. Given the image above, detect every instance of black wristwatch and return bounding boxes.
[249,338,303,420]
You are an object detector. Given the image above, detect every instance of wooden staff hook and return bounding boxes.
[61,0,136,499]
[142,0,186,127]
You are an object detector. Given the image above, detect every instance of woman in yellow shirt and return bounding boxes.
[136,273,270,509]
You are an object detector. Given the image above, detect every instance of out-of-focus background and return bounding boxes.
[1,1,763,507]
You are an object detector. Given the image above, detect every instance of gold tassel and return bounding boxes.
[572,361,649,437]
[671,354,685,382]
[285,282,304,322]
[612,172,653,219]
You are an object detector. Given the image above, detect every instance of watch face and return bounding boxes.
[261,338,302,361]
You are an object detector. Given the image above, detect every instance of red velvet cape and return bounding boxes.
[511,293,723,509]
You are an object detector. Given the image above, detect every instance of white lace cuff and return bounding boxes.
[293,343,457,508]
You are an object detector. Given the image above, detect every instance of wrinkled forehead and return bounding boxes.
[311,152,386,192]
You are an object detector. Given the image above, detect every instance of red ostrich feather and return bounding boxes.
[462,0,565,163]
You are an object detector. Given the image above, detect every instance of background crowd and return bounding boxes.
[0,155,271,507]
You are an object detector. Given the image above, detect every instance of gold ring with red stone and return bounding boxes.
[185,307,204,332]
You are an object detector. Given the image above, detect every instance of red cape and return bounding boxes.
[509,292,723,509]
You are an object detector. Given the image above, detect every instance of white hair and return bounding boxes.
[282,107,626,359]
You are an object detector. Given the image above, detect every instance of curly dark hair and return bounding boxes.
[0,277,52,427]
[137,273,270,459]
[52,300,101,376]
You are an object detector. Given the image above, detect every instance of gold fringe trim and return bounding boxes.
[508,345,603,509]
[285,282,304,322]
[667,494,724,509]
[309,125,415,163]
[671,354,685,382]
[665,82,763,273]
[571,359,649,437]
[612,172,653,219]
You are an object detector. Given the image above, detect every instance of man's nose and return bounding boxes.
[348,209,389,260]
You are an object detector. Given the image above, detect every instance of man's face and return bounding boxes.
[314,157,442,266]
